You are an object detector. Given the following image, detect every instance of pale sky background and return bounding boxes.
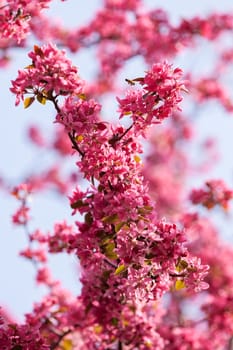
[1,0,233,321]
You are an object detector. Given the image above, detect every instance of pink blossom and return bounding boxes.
[19,247,47,263]
[56,96,101,134]
[0,0,54,43]
[193,77,233,112]
[10,43,83,105]
[7,6,227,347]
[12,206,30,225]
[28,125,46,147]
[118,62,186,134]
[48,221,76,253]
[104,0,142,11]
[0,323,49,350]
[190,179,233,210]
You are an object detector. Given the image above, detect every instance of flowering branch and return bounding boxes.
[9,42,210,348]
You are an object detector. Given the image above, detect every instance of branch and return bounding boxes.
[68,131,85,157]
[50,96,85,157]
[118,341,123,350]
[109,124,134,147]
[50,329,71,350]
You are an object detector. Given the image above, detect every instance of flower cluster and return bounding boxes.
[180,212,233,349]
[3,1,233,349]
[10,43,83,106]
[104,0,141,11]
[193,77,233,113]
[9,43,210,348]
[24,7,233,96]
[190,179,233,210]
[0,323,49,350]
[0,0,53,43]
[48,221,76,253]
[118,62,186,134]
[11,183,32,225]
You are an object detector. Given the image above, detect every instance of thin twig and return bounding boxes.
[118,340,123,350]
[50,96,85,157]
[109,124,134,147]
[50,329,71,350]
[68,131,85,157]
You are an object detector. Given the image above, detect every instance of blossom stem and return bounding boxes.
[109,124,134,147]
[50,329,71,350]
[118,340,123,350]
[50,97,85,157]
[68,131,85,157]
[103,258,117,269]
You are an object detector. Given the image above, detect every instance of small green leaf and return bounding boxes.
[102,214,118,224]
[115,222,125,232]
[144,205,153,211]
[61,339,73,350]
[34,45,44,57]
[93,324,103,334]
[24,64,34,69]
[176,259,188,272]
[24,96,35,109]
[175,279,186,290]
[111,317,119,326]
[115,264,127,275]
[144,259,152,265]
[125,78,136,86]
[103,242,118,260]
[134,155,141,163]
[76,135,83,142]
[78,93,86,100]
[37,94,46,105]
[85,212,93,225]
[71,200,88,209]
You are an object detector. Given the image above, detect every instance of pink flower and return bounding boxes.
[190,179,233,210]
[10,43,83,105]
[0,323,49,349]
[19,248,47,263]
[48,221,76,253]
[117,62,186,134]
[0,0,54,43]
[56,96,101,134]
[12,206,30,225]
[28,125,46,147]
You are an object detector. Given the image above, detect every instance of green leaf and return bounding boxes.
[176,259,188,272]
[61,339,73,350]
[125,78,136,86]
[102,214,118,224]
[134,154,141,163]
[175,279,186,290]
[24,96,35,109]
[115,221,125,232]
[37,94,46,105]
[70,200,88,209]
[103,242,118,260]
[77,93,86,100]
[34,45,44,57]
[84,212,93,225]
[111,317,119,326]
[24,64,34,69]
[93,324,103,334]
[115,264,127,275]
